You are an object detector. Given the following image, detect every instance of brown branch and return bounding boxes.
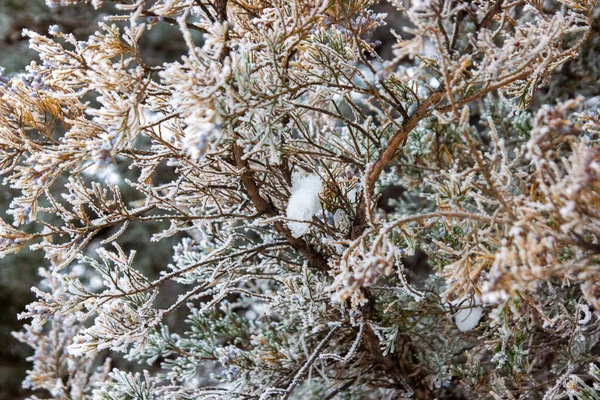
[140,11,207,33]
[477,0,505,30]
[194,0,216,24]
[369,90,443,188]
[233,144,329,272]
[214,0,228,23]
[351,90,444,238]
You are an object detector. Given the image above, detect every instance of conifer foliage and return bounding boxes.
[1,0,600,398]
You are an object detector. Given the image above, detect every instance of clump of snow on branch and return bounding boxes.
[286,172,323,237]
[453,296,483,332]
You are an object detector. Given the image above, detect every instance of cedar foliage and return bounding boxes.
[1,0,600,398]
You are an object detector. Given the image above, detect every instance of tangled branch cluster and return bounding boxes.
[1,0,600,398]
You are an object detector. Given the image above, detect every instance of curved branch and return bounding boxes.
[233,144,329,272]
[351,90,445,238]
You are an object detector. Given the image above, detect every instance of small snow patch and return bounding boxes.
[286,173,323,237]
[453,297,483,332]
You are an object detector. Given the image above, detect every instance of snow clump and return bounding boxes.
[453,296,483,332]
[286,173,323,237]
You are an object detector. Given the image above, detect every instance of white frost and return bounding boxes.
[286,173,323,237]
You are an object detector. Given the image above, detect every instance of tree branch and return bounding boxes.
[351,90,444,238]
[233,144,329,272]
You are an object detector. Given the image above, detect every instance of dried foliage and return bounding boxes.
[1,0,600,398]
